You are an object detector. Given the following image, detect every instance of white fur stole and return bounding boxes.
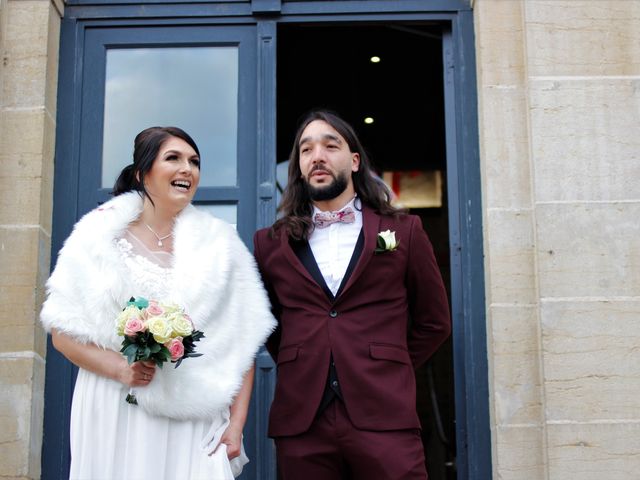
[40,192,276,420]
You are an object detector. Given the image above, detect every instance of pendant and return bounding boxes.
[158,240,163,247]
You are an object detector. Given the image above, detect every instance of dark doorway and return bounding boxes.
[277,24,456,480]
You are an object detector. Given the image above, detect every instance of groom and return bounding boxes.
[254,110,451,479]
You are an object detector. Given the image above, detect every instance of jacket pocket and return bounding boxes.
[369,343,410,365]
[277,345,299,365]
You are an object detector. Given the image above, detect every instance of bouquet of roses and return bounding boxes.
[116,297,204,404]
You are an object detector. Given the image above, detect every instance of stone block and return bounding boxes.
[27,355,44,479]
[1,54,48,108]
[525,0,640,76]
[479,86,532,209]
[0,410,20,443]
[536,203,640,298]
[0,110,46,157]
[0,224,49,358]
[485,209,536,304]
[542,300,640,421]
[42,112,57,169]
[475,0,526,87]
[0,227,40,288]
[493,425,545,480]
[0,154,44,179]
[0,439,26,477]
[39,112,56,234]
[45,3,61,116]
[547,422,640,480]
[35,232,51,361]
[490,305,542,426]
[0,287,47,360]
[0,176,43,225]
[33,323,48,362]
[530,79,640,202]
[1,1,61,112]
[4,1,52,57]
[0,285,38,353]
[51,0,64,17]
[0,356,42,478]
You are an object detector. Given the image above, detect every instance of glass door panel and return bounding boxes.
[102,47,239,188]
[78,25,257,241]
[197,204,237,227]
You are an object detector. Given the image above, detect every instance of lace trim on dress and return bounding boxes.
[115,231,174,300]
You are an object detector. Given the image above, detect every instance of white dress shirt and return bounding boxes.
[309,197,363,296]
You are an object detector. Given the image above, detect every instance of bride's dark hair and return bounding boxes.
[112,126,200,201]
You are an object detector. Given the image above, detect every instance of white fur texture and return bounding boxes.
[40,192,276,420]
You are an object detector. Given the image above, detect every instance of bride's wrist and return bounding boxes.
[227,417,245,431]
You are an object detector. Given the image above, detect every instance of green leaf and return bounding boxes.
[158,347,171,361]
[123,343,138,357]
[125,351,137,364]
[120,336,135,350]
[191,330,205,342]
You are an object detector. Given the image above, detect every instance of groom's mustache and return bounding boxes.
[309,165,333,177]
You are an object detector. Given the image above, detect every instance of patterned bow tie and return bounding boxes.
[313,207,356,229]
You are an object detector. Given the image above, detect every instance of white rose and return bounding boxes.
[379,230,398,250]
[161,302,183,316]
[146,317,173,344]
[169,313,194,338]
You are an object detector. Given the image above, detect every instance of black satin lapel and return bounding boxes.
[335,229,364,298]
[290,239,334,300]
[282,234,319,288]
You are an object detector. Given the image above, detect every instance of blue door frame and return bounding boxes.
[44,2,489,479]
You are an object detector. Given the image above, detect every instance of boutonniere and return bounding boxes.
[375,230,399,254]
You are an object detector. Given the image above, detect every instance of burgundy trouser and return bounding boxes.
[274,400,428,480]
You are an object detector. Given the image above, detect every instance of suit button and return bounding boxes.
[329,310,338,318]
[332,380,339,388]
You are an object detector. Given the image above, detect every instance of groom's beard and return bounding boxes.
[304,169,350,202]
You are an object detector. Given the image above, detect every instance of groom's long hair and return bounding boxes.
[273,110,403,240]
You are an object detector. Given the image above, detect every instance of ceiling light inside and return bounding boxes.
[364,117,374,125]
[370,56,381,63]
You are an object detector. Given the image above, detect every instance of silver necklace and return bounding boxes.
[144,223,172,247]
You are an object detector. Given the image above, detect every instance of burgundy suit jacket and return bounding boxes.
[253,205,451,437]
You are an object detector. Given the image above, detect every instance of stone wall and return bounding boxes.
[0,0,63,478]
[475,1,640,479]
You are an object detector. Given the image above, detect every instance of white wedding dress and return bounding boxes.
[68,230,248,480]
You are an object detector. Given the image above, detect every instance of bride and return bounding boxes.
[40,126,276,479]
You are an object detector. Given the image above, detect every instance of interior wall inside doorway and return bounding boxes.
[277,23,456,480]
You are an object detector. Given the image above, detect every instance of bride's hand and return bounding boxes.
[217,422,243,460]
[117,359,156,387]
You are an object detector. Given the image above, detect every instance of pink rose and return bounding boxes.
[146,303,165,317]
[124,318,145,336]
[166,337,185,361]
